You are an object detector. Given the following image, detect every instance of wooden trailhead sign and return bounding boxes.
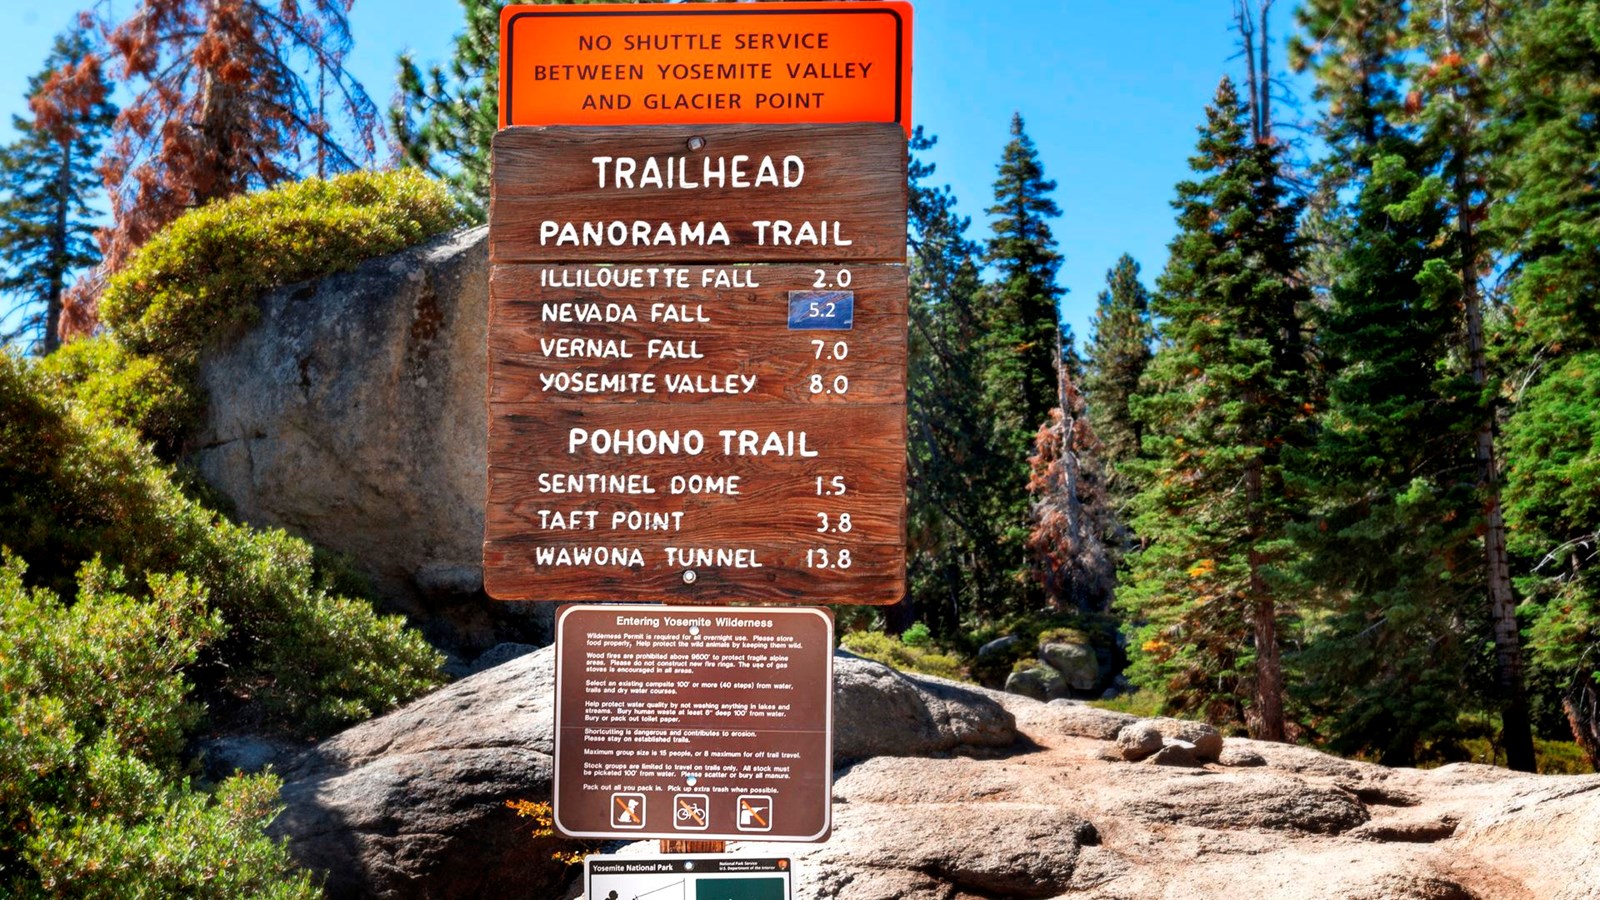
[554,605,833,841]
[487,0,912,855]
[499,2,912,135]
[483,117,909,601]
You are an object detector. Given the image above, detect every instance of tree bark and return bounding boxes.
[45,138,70,353]
[1457,146,1537,774]
[1244,457,1286,741]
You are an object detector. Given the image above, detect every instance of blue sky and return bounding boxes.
[0,0,1304,345]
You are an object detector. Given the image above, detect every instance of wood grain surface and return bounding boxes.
[486,124,907,604]
[490,124,907,263]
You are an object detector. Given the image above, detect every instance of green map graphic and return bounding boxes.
[694,877,786,900]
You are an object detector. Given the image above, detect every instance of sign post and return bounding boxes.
[487,0,912,860]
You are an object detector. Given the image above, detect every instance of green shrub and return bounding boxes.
[0,554,318,898]
[102,169,462,361]
[0,352,443,735]
[1037,627,1093,647]
[37,334,198,455]
[900,621,932,647]
[841,630,967,680]
[1089,691,1166,719]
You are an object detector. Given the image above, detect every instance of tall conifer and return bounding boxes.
[1119,78,1307,739]
[1490,0,1600,767]
[905,128,1008,632]
[1285,0,1491,765]
[979,113,1067,615]
[0,33,113,352]
[1083,254,1153,477]
[1407,0,1536,771]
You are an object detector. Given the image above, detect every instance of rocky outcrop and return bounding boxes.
[269,647,560,900]
[270,648,1018,899]
[719,707,1600,900]
[191,226,539,655]
[277,647,1600,900]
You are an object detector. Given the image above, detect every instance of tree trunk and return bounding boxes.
[1458,158,1537,773]
[1245,457,1286,741]
[45,138,70,353]
[1250,574,1286,742]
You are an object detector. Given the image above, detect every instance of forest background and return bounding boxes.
[1,0,1598,894]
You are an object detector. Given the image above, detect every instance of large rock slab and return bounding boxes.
[191,226,542,654]
[834,651,1018,761]
[269,648,560,900]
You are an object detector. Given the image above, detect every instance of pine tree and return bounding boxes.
[982,113,1065,457]
[0,32,113,352]
[1282,0,1494,766]
[904,128,1009,632]
[393,0,608,221]
[1489,0,1600,769]
[1119,78,1308,739]
[65,0,378,337]
[392,0,506,222]
[1083,254,1153,476]
[1406,0,1536,771]
[979,113,1067,616]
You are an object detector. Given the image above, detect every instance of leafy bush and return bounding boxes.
[36,334,198,455]
[840,630,967,680]
[102,169,462,361]
[0,351,443,734]
[900,621,932,647]
[0,554,318,898]
[1037,627,1093,647]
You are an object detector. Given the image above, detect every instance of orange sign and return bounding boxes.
[499,2,912,135]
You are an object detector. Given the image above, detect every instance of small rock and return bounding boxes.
[1219,744,1267,767]
[976,634,1020,660]
[1005,663,1067,701]
[1149,742,1202,767]
[1148,717,1224,762]
[1116,723,1164,761]
[468,641,537,675]
[1351,814,1459,844]
[1043,700,1139,739]
[1039,642,1100,691]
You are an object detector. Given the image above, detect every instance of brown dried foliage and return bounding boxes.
[1027,369,1118,613]
[29,53,109,148]
[62,0,377,338]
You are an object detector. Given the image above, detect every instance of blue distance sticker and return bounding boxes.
[787,291,854,330]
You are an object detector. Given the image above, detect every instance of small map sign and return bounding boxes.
[586,856,792,900]
[553,605,833,841]
[499,1,912,134]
